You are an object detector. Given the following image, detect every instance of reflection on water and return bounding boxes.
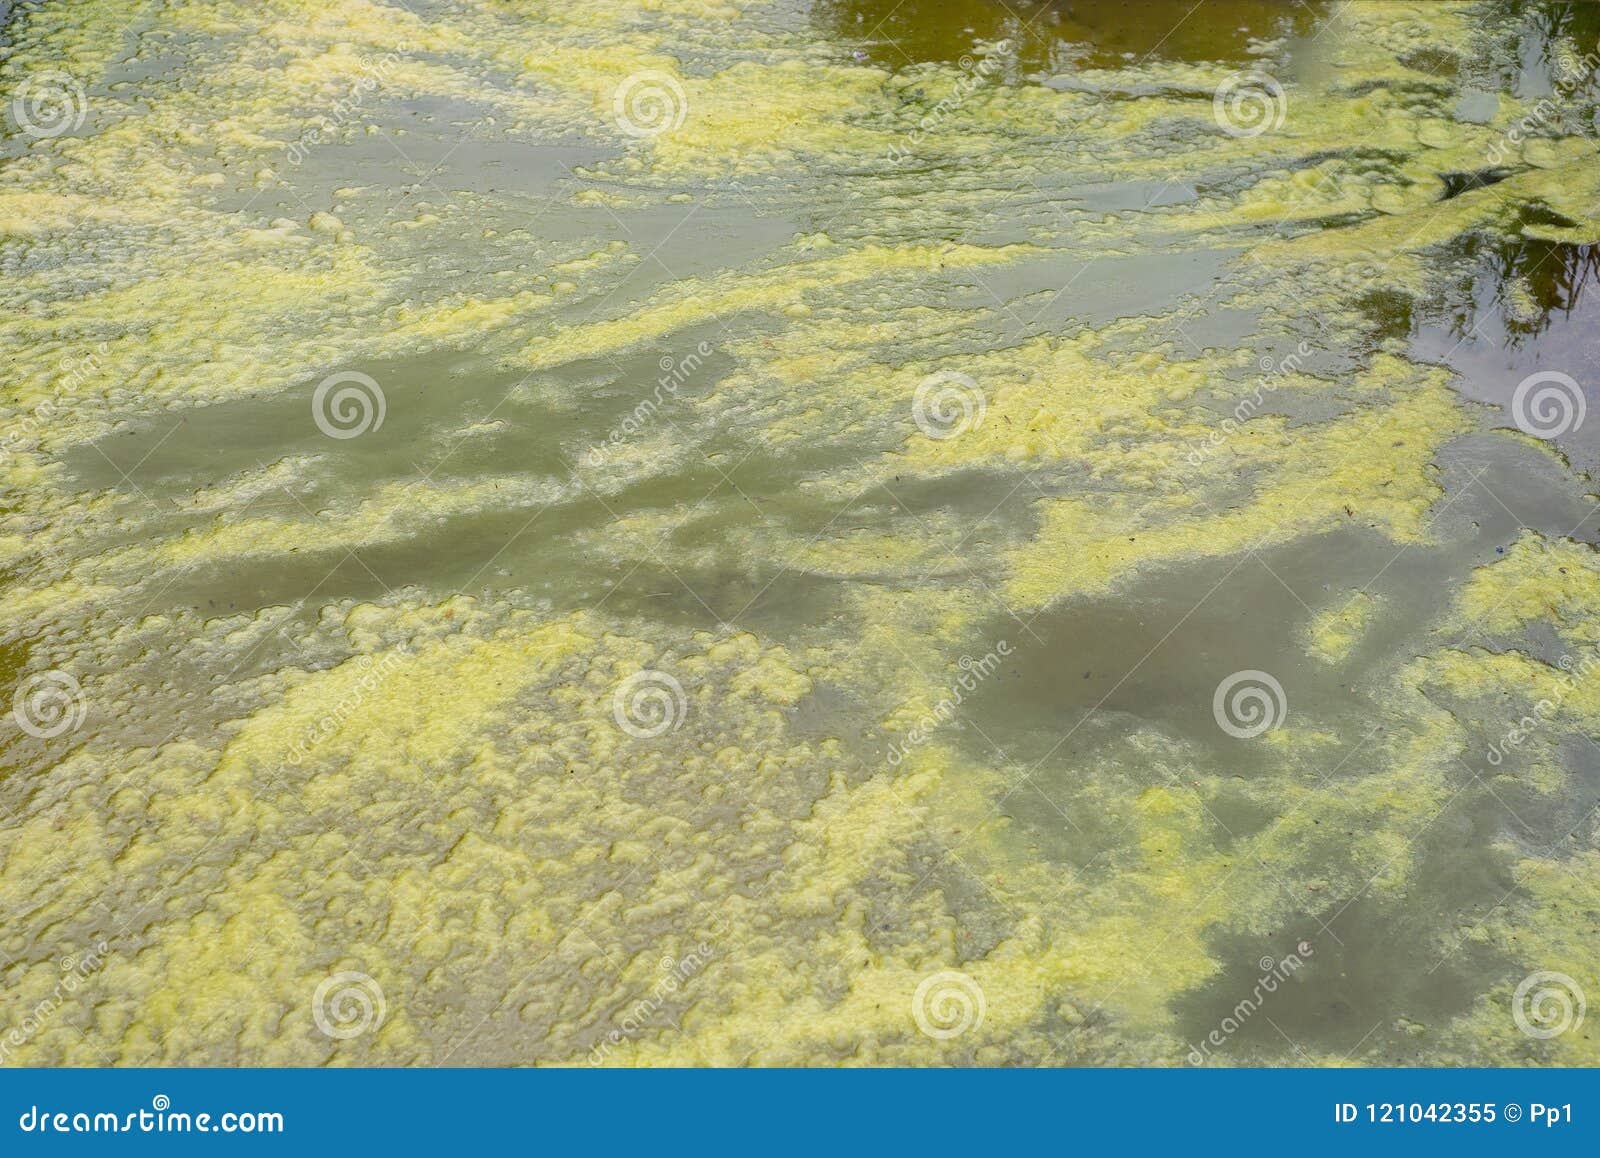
[1477,0,1600,96]
[1432,234,1600,349]
[813,0,1326,68]
[1408,221,1600,469]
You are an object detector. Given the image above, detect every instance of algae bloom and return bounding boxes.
[2,0,1600,1067]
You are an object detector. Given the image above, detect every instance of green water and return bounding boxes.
[1,0,1599,1066]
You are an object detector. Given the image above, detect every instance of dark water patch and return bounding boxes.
[953,437,1594,864]
[1357,287,1414,345]
[1413,230,1600,468]
[1177,671,1600,1062]
[972,247,1237,337]
[964,530,1394,765]
[1439,167,1514,201]
[65,348,524,495]
[1474,0,1600,103]
[1424,232,1599,351]
[812,0,1327,71]
[1398,45,1462,79]
[1177,823,1517,1064]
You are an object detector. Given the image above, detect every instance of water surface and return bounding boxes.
[1,0,1599,1066]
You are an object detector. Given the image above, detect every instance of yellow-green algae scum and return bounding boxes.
[2,0,1600,1066]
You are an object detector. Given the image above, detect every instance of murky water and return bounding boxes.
[2,0,1599,1066]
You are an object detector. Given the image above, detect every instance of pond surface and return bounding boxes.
[1,0,1599,1065]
